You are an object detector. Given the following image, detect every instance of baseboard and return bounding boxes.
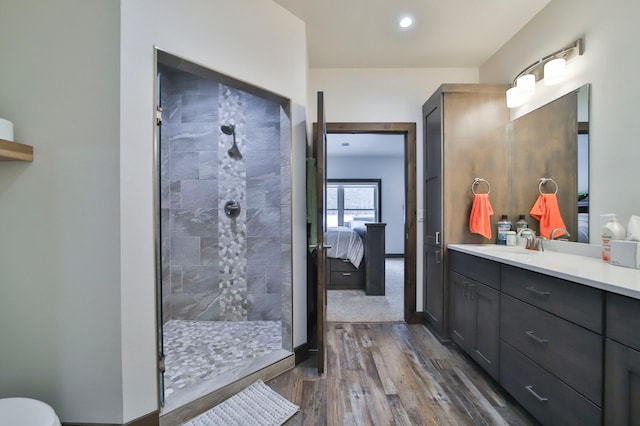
[406,311,426,325]
[385,253,404,258]
[62,410,160,426]
[294,342,310,365]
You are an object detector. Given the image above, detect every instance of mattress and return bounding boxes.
[326,226,364,268]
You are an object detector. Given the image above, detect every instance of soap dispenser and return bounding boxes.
[601,214,626,262]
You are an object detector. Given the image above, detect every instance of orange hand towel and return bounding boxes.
[469,193,494,239]
[530,193,566,239]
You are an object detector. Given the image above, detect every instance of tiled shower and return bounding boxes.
[157,59,292,403]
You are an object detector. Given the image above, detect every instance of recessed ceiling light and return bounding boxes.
[399,16,414,29]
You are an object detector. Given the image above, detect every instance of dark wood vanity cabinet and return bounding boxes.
[500,265,604,425]
[422,84,510,340]
[605,293,640,426]
[449,251,500,380]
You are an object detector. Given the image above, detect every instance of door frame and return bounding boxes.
[324,122,418,323]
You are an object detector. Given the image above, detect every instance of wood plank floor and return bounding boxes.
[268,322,537,425]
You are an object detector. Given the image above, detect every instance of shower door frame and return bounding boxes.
[151,47,295,416]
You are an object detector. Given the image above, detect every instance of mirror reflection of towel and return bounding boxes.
[469,193,494,239]
[530,193,566,239]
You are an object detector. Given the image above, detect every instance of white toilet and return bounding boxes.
[0,398,61,426]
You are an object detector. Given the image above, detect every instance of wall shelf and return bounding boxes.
[0,138,33,161]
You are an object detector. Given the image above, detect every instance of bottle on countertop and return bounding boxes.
[497,214,512,245]
[601,213,626,262]
[516,214,529,230]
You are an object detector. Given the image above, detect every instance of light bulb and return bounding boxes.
[544,58,566,85]
[516,74,536,97]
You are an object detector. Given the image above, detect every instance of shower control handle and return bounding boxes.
[224,200,241,218]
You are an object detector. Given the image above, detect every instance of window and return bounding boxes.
[327,179,381,227]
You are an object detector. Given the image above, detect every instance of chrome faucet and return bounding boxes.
[517,228,544,251]
[550,227,571,240]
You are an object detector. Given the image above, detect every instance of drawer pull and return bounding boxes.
[526,286,550,297]
[342,273,352,276]
[525,330,549,344]
[342,259,351,263]
[525,385,548,403]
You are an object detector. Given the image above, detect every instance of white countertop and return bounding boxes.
[448,244,640,299]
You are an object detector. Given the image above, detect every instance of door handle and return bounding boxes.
[308,243,333,250]
[435,231,441,245]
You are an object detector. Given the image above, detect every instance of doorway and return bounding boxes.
[324,123,418,323]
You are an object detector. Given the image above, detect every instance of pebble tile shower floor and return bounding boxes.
[163,320,282,398]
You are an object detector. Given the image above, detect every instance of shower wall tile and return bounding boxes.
[170,237,200,266]
[171,208,217,237]
[171,72,201,96]
[246,208,280,238]
[182,95,217,123]
[247,237,280,266]
[246,178,280,208]
[170,181,181,209]
[199,151,217,180]
[247,264,266,294]
[280,205,291,242]
[182,265,219,294]
[246,123,280,151]
[171,267,183,293]
[170,152,200,180]
[245,150,280,179]
[280,165,291,207]
[266,266,282,295]
[181,180,218,208]
[200,237,218,266]
[167,123,217,152]
[170,292,220,321]
[248,294,281,321]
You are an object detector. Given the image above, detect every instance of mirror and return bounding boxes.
[509,84,590,242]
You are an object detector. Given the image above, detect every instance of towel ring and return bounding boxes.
[471,178,491,195]
[539,178,558,195]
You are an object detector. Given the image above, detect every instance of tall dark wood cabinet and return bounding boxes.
[421,84,510,340]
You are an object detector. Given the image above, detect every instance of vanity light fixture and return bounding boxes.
[506,38,584,108]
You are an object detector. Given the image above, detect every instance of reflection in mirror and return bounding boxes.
[510,84,590,243]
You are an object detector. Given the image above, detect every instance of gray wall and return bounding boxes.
[160,67,290,324]
[328,155,405,254]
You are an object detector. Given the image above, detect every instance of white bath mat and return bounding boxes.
[182,380,299,426]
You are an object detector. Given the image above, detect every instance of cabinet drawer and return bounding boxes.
[502,265,603,333]
[501,294,602,404]
[448,250,500,289]
[606,293,640,350]
[330,258,359,272]
[329,271,362,289]
[500,341,602,426]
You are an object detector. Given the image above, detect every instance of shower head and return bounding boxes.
[221,124,242,159]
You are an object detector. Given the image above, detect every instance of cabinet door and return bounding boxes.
[424,245,444,335]
[472,283,500,380]
[605,338,640,425]
[450,271,473,351]
[424,103,442,246]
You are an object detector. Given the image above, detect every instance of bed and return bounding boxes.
[326,222,386,294]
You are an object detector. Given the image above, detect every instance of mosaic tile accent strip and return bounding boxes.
[219,85,248,321]
[163,320,282,398]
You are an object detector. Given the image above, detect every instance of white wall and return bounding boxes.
[0,0,123,423]
[308,67,479,310]
[481,0,640,240]
[120,0,307,420]
[328,155,406,254]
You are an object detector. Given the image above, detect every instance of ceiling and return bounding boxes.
[272,0,551,68]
